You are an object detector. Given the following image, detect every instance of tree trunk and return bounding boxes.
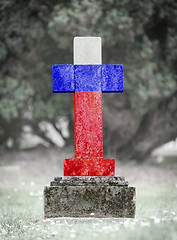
[103,90,177,161]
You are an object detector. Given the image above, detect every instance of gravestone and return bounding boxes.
[44,37,136,218]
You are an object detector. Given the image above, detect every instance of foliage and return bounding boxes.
[0,0,176,159]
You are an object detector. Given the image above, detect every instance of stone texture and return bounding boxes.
[48,37,135,219]
[51,176,128,186]
[52,38,124,176]
[102,64,123,92]
[44,176,136,218]
[75,65,102,91]
[52,64,74,92]
[74,91,103,159]
[74,37,102,65]
[64,158,115,176]
[53,64,123,92]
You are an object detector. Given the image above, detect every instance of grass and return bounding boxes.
[0,180,177,240]
[0,147,177,239]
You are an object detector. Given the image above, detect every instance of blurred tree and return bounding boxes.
[0,0,176,161]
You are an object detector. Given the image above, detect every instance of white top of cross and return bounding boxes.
[74,37,102,65]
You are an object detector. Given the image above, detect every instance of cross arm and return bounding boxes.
[52,64,74,92]
[52,64,123,92]
[102,65,123,92]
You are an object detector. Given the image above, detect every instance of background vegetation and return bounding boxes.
[0,0,177,161]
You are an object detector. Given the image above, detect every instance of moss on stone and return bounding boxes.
[44,177,136,218]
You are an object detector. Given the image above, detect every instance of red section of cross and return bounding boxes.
[74,91,103,159]
[63,37,115,176]
[64,91,115,176]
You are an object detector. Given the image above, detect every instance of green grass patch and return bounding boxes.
[0,180,177,240]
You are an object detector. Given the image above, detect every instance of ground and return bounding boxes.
[0,147,177,240]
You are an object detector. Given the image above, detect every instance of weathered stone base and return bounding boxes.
[44,177,136,218]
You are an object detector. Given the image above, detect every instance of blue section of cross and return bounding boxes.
[52,64,123,92]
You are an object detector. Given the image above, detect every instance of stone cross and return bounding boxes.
[53,37,123,176]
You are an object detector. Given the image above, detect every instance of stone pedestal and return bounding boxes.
[44,176,136,218]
